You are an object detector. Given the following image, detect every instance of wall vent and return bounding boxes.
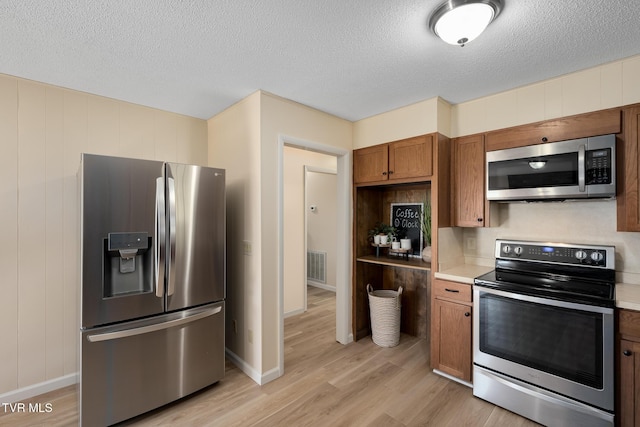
[307,250,327,284]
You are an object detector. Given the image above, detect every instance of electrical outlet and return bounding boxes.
[248,329,253,344]
[232,319,237,334]
[466,237,476,250]
[243,240,252,256]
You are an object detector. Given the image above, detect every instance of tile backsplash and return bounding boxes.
[440,199,640,285]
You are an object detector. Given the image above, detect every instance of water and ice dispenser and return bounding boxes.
[103,232,153,298]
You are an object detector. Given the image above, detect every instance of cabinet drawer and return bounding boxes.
[433,279,471,303]
[619,309,640,339]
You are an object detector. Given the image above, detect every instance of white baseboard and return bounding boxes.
[307,281,336,292]
[225,348,282,386]
[284,307,305,318]
[0,373,78,403]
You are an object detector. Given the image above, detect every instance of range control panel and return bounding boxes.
[495,240,615,269]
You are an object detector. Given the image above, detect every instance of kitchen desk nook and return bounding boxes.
[352,133,450,342]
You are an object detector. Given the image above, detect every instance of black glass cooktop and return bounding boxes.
[474,267,615,308]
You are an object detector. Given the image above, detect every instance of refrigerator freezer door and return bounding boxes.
[80,301,225,426]
[166,163,225,311]
[80,154,165,328]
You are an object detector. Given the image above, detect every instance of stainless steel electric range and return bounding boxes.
[473,239,616,427]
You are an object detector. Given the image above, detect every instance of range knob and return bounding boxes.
[514,246,523,255]
[503,245,512,254]
[575,250,587,261]
[591,251,604,262]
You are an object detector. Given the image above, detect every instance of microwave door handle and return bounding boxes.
[167,177,177,296]
[155,177,166,298]
[578,144,586,192]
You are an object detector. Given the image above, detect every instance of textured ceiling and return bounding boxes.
[1,1,639,121]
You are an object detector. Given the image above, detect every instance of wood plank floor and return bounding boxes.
[0,286,539,426]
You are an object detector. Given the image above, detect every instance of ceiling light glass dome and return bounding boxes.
[429,0,504,47]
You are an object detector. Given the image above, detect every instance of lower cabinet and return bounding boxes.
[431,278,472,382]
[618,309,640,426]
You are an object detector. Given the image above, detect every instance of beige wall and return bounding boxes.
[0,74,207,396]
[452,55,640,137]
[283,147,337,316]
[207,91,262,372]
[260,93,352,373]
[208,91,351,381]
[353,97,450,148]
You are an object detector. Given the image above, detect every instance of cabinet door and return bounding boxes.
[453,134,486,227]
[485,108,621,152]
[619,339,640,427]
[388,135,433,180]
[353,144,389,184]
[618,106,640,231]
[433,299,472,381]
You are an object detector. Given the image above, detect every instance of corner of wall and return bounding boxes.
[436,97,452,137]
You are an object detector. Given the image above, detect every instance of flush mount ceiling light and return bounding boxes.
[429,0,504,47]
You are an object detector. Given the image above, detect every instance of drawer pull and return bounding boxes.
[624,350,632,357]
[445,288,460,293]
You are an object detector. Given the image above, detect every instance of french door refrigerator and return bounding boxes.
[79,153,226,426]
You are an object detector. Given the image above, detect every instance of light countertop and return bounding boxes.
[437,265,640,311]
[616,283,640,311]
[434,264,494,285]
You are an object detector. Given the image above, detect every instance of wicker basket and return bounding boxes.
[367,284,403,348]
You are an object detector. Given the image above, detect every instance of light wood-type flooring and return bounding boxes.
[0,286,539,426]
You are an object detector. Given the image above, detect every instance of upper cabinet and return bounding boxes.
[618,105,640,232]
[452,133,488,227]
[354,135,433,185]
[485,108,622,152]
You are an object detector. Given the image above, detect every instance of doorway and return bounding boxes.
[304,166,338,299]
[282,148,337,317]
[278,135,352,377]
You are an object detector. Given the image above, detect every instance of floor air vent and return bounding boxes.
[307,250,327,284]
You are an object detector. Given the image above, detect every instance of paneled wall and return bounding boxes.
[0,74,207,395]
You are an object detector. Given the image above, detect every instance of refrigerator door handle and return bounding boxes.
[167,177,177,296]
[86,306,222,343]
[155,177,166,298]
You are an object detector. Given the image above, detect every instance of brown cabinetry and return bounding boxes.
[431,278,472,382]
[354,135,433,185]
[484,108,621,152]
[617,105,640,232]
[353,184,431,341]
[352,133,450,342]
[452,133,488,227]
[618,308,640,427]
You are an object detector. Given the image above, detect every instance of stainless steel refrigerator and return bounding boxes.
[79,153,226,426]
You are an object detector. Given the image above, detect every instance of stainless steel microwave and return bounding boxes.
[486,134,616,201]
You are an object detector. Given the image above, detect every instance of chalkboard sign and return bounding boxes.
[390,203,423,256]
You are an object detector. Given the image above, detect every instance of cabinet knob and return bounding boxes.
[624,350,633,357]
[382,171,387,176]
[464,312,471,317]
[477,218,483,222]
[542,137,548,142]
[388,170,394,175]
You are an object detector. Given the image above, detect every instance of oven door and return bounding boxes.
[473,286,614,411]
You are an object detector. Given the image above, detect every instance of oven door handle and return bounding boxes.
[472,285,613,314]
